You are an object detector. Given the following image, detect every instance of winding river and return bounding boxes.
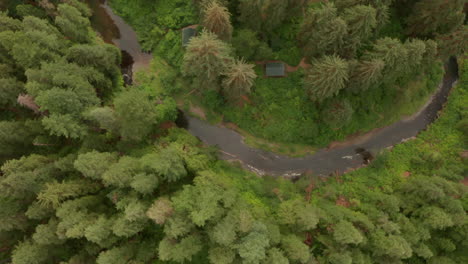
[88,0,459,177]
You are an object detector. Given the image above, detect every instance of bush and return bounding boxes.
[322,99,354,129]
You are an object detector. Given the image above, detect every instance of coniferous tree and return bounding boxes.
[55,4,92,43]
[436,25,468,60]
[222,59,257,103]
[0,78,23,107]
[238,0,289,33]
[281,235,310,263]
[298,3,348,60]
[347,59,385,93]
[202,1,233,41]
[341,5,377,57]
[404,38,427,71]
[406,0,465,37]
[363,37,408,83]
[305,55,349,102]
[113,89,158,141]
[183,30,232,90]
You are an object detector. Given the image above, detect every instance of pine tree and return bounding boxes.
[222,59,257,103]
[264,248,289,264]
[102,157,141,188]
[84,107,119,134]
[281,235,310,263]
[0,78,23,107]
[74,151,118,180]
[147,197,173,225]
[406,0,465,37]
[182,30,232,90]
[298,3,347,60]
[341,5,377,57]
[436,25,468,61]
[113,89,158,141]
[158,235,203,263]
[333,220,364,245]
[0,121,39,160]
[237,223,270,263]
[305,55,349,102]
[209,247,236,264]
[238,0,289,33]
[278,199,319,231]
[363,37,407,83]
[347,59,385,93]
[140,146,187,183]
[404,38,426,71]
[202,1,233,41]
[55,4,92,43]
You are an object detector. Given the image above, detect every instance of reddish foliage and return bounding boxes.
[336,195,351,208]
[402,171,411,178]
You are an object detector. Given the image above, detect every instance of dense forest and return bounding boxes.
[0,1,467,264]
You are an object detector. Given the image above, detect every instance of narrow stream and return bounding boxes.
[88,0,459,177]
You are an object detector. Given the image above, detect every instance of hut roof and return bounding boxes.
[265,62,286,77]
[182,28,197,46]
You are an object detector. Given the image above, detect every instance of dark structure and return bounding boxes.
[182,28,197,46]
[265,62,286,77]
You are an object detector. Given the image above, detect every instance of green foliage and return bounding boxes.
[322,98,354,129]
[305,55,349,102]
[298,3,347,60]
[406,0,465,37]
[202,1,232,41]
[333,221,364,245]
[113,89,158,141]
[183,30,233,89]
[1,4,467,264]
[231,29,274,61]
[281,235,310,263]
[222,59,257,103]
[74,151,119,179]
[55,4,92,43]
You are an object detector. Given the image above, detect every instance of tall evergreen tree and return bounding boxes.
[55,4,92,43]
[436,25,468,60]
[363,37,408,83]
[305,55,349,102]
[222,59,257,103]
[347,59,385,93]
[182,30,232,89]
[298,3,348,60]
[202,1,233,41]
[406,0,465,37]
[341,5,377,57]
[113,89,158,141]
[238,0,288,33]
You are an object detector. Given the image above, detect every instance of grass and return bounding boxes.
[325,56,466,191]
[108,0,447,157]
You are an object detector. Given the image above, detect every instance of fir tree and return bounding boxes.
[298,3,347,60]
[182,30,232,90]
[202,1,233,41]
[222,59,257,103]
[406,0,465,37]
[347,59,385,93]
[305,55,349,102]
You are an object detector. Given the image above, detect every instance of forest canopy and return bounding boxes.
[0,1,467,264]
